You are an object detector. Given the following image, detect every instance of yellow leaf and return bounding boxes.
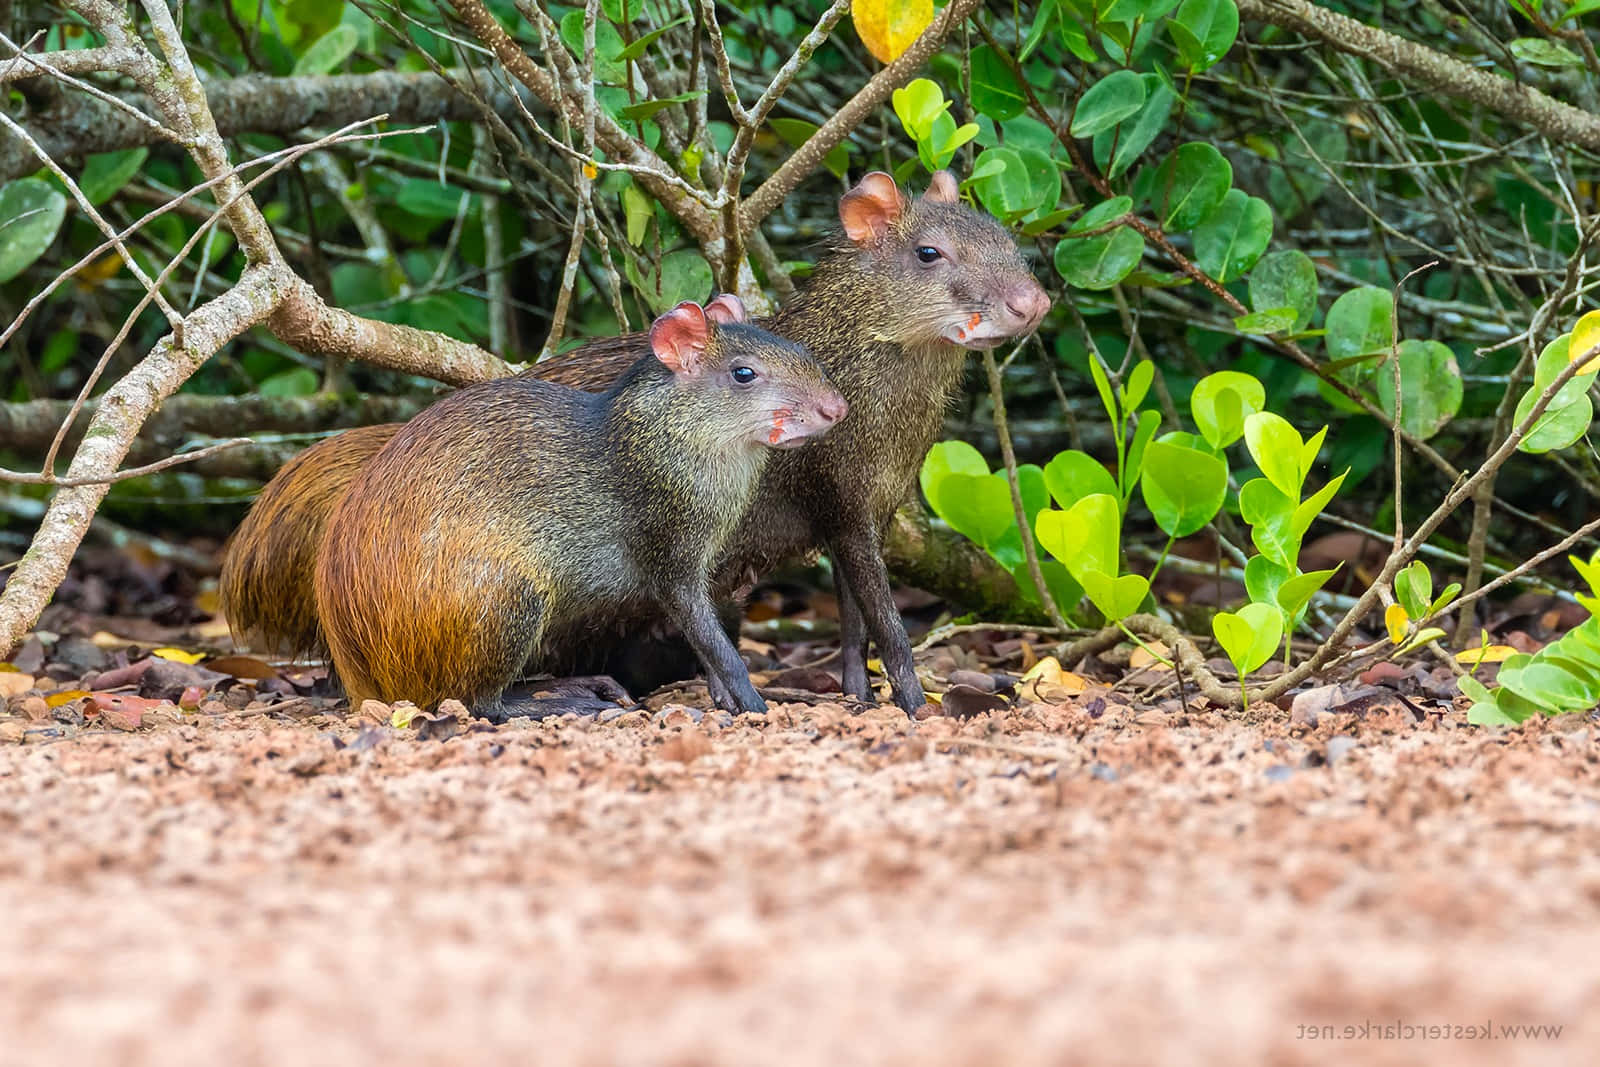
[46,689,89,708]
[582,160,598,181]
[852,0,933,64]
[1021,655,1063,683]
[390,701,419,730]
[152,647,206,665]
[1384,602,1409,644]
[866,657,884,674]
[1572,310,1600,375]
[1018,656,1088,703]
[1457,644,1518,666]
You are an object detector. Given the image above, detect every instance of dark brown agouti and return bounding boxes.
[222,171,1048,712]
[313,301,846,718]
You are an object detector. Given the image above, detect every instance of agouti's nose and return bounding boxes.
[816,393,849,424]
[1005,282,1051,329]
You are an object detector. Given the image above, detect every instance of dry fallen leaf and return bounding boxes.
[152,647,206,665]
[1017,656,1088,704]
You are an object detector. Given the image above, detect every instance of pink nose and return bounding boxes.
[1005,282,1051,328]
[816,393,849,424]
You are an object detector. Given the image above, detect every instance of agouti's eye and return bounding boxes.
[731,365,758,384]
[915,245,942,264]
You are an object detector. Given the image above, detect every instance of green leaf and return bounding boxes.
[615,15,690,61]
[1124,359,1155,413]
[79,148,148,206]
[618,90,705,121]
[892,78,949,142]
[937,473,1018,549]
[1190,370,1265,449]
[1054,198,1144,290]
[559,10,627,82]
[1058,8,1100,62]
[1042,449,1119,510]
[1509,37,1585,68]
[259,367,319,396]
[1243,411,1309,497]
[1244,555,1290,615]
[1213,601,1282,677]
[1125,408,1161,499]
[1239,477,1298,567]
[292,24,359,74]
[970,146,1057,220]
[1192,188,1272,282]
[1276,565,1340,623]
[0,178,68,284]
[969,45,1026,121]
[396,179,469,220]
[628,248,714,313]
[1093,75,1175,180]
[1324,286,1394,371]
[1247,249,1319,331]
[1498,660,1596,713]
[1394,560,1432,619]
[1139,142,1232,233]
[1512,382,1592,453]
[921,440,990,515]
[1140,440,1228,537]
[1168,0,1239,72]
[1079,571,1150,621]
[1233,308,1298,335]
[1070,70,1147,138]
[1371,339,1463,441]
[1035,492,1122,584]
[621,182,653,246]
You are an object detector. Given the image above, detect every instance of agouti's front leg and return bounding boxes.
[665,586,767,714]
[833,562,871,701]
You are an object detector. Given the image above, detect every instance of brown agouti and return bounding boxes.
[314,300,846,718]
[222,171,1048,713]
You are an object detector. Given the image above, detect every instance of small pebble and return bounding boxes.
[1264,764,1296,783]
[1089,762,1118,783]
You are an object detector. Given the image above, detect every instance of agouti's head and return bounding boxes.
[836,170,1050,349]
[650,300,848,449]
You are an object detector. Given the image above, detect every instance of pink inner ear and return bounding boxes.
[704,294,747,324]
[925,171,960,203]
[839,171,903,245]
[649,301,710,374]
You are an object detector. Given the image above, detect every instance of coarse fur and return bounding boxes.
[222,172,1046,712]
[314,315,843,717]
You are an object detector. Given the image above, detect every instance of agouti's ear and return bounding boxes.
[924,170,960,204]
[704,294,747,324]
[650,301,712,375]
[839,171,904,247]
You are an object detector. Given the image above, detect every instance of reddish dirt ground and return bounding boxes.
[1,695,1596,1066]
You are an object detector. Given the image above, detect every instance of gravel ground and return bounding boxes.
[1,696,1595,1066]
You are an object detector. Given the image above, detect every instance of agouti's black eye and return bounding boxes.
[731,365,758,384]
[915,245,942,264]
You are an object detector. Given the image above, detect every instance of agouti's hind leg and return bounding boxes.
[833,562,871,700]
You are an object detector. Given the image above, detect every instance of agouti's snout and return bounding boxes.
[1004,280,1051,333]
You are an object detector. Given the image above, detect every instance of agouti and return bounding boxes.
[313,300,846,718]
[222,171,1047,712]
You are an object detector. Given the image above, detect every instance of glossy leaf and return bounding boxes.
[1042,450,1120,510]
[1168,0,1239,72]
[1054,198,1144,290]
[970,45,1026,121]
[921,440,989,514]
[1070,70,1147,138]
[1140,142,1232,232]
[1213,602,1283,677]
[1371,339,1463,441]
[1190,370,1265,449]
[1140,439,1228,537]
[1192,188,1272,282]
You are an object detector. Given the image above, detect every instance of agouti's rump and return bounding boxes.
[314,301,845,718]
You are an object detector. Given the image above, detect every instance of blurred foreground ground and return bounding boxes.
[0,696,1595,1066]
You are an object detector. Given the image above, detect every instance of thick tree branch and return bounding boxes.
[1239,0,1600,152]
[0,70,523,181]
